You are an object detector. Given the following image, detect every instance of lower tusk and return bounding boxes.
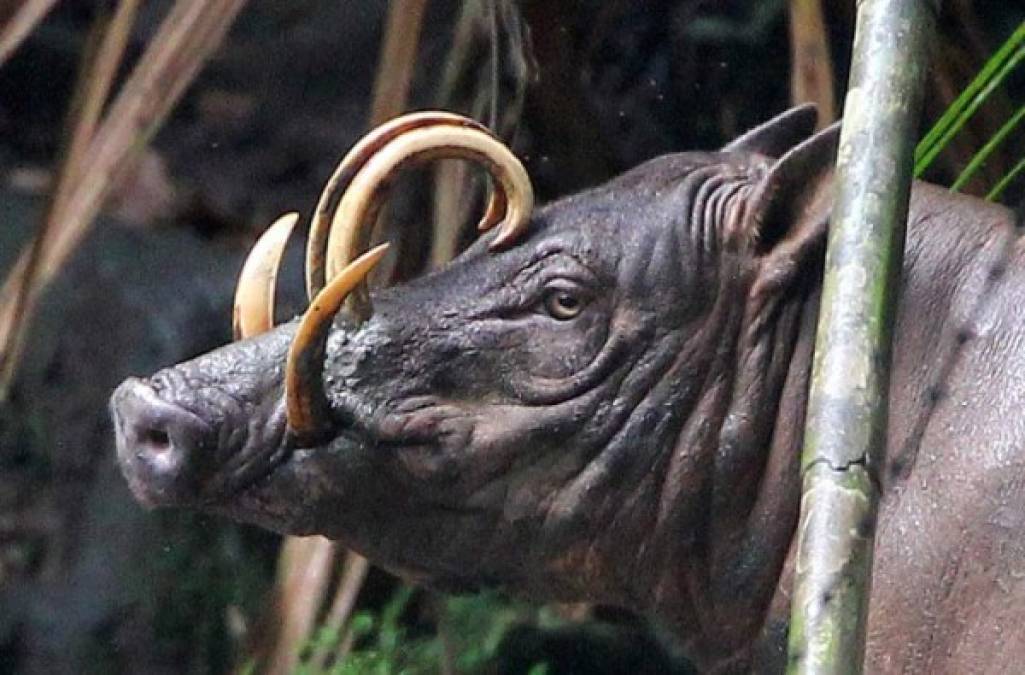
[233,212,299,340]
[284,243,390,443]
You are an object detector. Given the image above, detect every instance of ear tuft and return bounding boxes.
[722,104,819,158]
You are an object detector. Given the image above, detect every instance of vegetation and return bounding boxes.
[915,20,1025,195]
[234,590,551,675]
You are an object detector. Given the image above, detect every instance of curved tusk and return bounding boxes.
[285,243,391,443]
[233,212,299,340]
[306,111,506,301]
[477,183,506,233]
[325,125,534,321]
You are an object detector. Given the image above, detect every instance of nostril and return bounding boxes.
[112,377,217,504]
[112,377,212,464]
[141,428,171,454]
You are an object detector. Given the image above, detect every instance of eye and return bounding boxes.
[542,288,585,320]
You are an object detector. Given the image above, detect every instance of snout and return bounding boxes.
[111,377,215,507]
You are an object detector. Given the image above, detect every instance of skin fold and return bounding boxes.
[111,107,1025,672]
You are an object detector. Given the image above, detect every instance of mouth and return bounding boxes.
[212,432,372,537]
[212,433,296,505]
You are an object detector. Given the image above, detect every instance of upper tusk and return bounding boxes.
[325,125,533,321]
[305,111,505,301]
[477,184,506,233]
[284,243,391,443]
[233,212,299,340]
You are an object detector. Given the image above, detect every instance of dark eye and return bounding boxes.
[543,289,585,320]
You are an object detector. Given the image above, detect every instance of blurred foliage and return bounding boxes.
[243,589,549,675]
[278,586,695,674]
[148,512,274,674]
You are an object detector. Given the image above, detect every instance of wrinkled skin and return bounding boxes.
[112,108,1025,672]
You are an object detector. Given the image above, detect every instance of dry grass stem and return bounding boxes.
[365,0,429,283]
[0,0,140,394]
[307,552,371,669]
[430,1,490,269]
[369,0,429,126]
[256,1,429,670]
[788,0,835,126]
[60,0,142,205]
[0,0,248,397]
[431,0,529,268]
[0,0,60,68]
[261,537,338,675]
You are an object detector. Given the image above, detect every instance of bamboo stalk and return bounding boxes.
[786,0,938,672]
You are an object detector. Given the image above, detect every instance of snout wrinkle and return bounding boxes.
[112,374,295,507]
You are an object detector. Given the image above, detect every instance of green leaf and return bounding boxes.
[951,103,1025,192]
[348,611,376,640]
[986,154,1025,201]
[914,21,1025,176]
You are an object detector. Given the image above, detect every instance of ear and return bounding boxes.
[744,122,840,304]
[722,104,819,158]
[747,122,840,251]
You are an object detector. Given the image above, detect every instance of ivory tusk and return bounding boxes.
[305,111,504,301]
[285,243,391,442]
[232,212,299,340]
[325,125,533,321]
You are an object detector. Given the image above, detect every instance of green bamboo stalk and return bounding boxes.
[786,1,938,673]
[950,103,1025,192]
[985,154,1025,202]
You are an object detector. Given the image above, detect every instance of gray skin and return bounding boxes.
[111,106,1025,673]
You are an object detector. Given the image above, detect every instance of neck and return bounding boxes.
[654,262,817,667]
[644,183,1018,670]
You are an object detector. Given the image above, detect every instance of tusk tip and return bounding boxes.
[487,222,522,251]
[279,211,301,228]
[233,211,301,341]
[364,241,391,262]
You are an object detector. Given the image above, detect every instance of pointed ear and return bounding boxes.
[740,122,839,322]
[722,104,819,158]
[746,122,840,256]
